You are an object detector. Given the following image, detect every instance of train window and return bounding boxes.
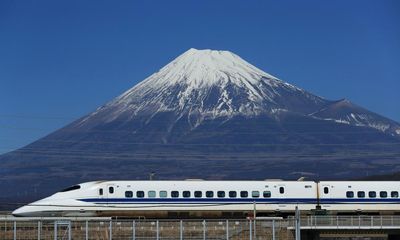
[217,191,225,198]
[148,191,156,198]
[240,191,248,198]
[263,191,271,198]
[194,191,202,198]
[380,191,388,198]
[99,188,103,196]
[183,191,191,198]
[136,191,144,198]
[324,187,329,194]
[391,191,399,198]
[109,187,114,194]
[125,191,133,198]
[252,191,260,198]
[229,191,237,198]
[60,185,81,192]
[160,191,167,198]
[171,191,179,198]
[357,191,365,198]
[279,187,285,194]
[206,191,214,198]
[346,191,354,198]
[369,191,376,198]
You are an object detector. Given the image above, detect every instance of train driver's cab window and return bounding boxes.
[125,191,133,198]
[137,191,144,198]
[171,191,179,198]
[109,187,114,194]
[206,191,214,198]
[391,191,399,198]
[279,187,285,194]
[380,191,388,198]
[148,191,156,198]
[240,191,248,198]
[217,191,225,198]
[160,191,167,198]
[346,191,354,198]
[60,185,81,192]
[252,191,260,198]
[323,187,329,194]
[369,191,376,198]
[194,191,202,198]
[263,191,271,198]
[99,188,103,196]
[229,191,237,198]
[357,191,365,198]
[183,191,191,198]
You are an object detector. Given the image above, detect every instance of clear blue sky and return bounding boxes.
[0,0,399,154]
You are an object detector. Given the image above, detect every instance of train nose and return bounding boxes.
[12,206,29,217]
[12,205,40,217]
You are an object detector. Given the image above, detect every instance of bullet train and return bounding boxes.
[12,180,400,218]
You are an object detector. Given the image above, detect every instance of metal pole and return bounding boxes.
[249,219,252,240]
[226,219,229,240]
[38,221,41,240]
[295,206,301,240]
[253,201,256,240]
[337,216,339,228]
[54,221,57,240]
[13,221,16,240]
[180,220,183,240]
[109,220,112,240]
[203,220,206,240]
[68,222,71,240]
[133,220,136,240]
[272,219,275,240]
[85,220,88,240]
[156,220,159,240]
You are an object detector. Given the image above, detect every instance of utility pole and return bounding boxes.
[253,201,256,239]
[295,206,301,240]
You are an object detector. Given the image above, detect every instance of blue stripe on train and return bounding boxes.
[78,198,400,204]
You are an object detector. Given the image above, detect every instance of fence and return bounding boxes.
[287,215,400,230]
[0,217,294,240]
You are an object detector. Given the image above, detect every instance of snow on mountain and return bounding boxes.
[73,48,400,137]
[78,48,328,127]
[310,99,400,136]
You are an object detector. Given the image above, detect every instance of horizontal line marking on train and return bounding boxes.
[77,198,400,204]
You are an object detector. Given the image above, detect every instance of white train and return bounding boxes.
[12,180,400,218]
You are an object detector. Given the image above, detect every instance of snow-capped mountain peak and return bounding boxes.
[75,48,399,137]
[88,48,326,123]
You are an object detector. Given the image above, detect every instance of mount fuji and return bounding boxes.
[1,48,399,203]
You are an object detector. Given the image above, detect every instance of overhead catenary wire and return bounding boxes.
[2,148,399,160]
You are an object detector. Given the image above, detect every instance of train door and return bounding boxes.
[277,184,287,209]
[106,184,116,201]
[320,183,331,210]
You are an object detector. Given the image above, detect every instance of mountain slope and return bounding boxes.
[77,48,329,130]
[310,99,400,136]
[0,48,399,205]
